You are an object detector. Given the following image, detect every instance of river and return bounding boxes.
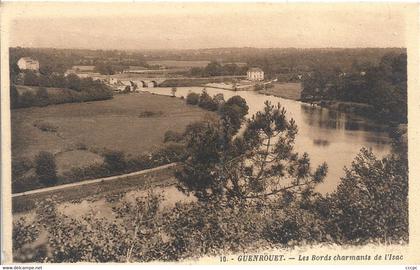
[144,87,391,194]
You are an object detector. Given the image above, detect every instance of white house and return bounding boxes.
[17,57,40,71]
[247,67,264,81]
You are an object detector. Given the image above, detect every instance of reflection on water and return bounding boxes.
[300,104,389,133]
[313,139,330,147]
[144,87,392,194]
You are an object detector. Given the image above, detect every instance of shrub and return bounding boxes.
[164,130,184,143]
[138,111,163,118]
[33,120,58,132]
[224,95,249,117]
[12,175,41,194]
[35,87,49,106]
[34,151,58,186]
[212,93,225,110]
[19,91,37,108]
[103,150,126,173]
[263,206,328,246]
[60,163,109,184]
[12,158,33,179]
[153,143,186,164]
[23,71,39,86]
[198,91,218,111]
[186,92,199,105]
[125,154,153,172]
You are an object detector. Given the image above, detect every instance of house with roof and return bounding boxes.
[17,57,40,71]
[247,67,264,81]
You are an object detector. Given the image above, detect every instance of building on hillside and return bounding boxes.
[17,57,40,71]
[247,67,264,81]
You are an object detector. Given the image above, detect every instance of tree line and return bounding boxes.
[10,72,113,109]
[189,61,248,77]
[300,52,407,123]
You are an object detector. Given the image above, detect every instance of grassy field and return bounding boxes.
[12,92,213,172]
[259,82,302,101]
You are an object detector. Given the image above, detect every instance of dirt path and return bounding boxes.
[13,162,178,198]
[12,163,180,213]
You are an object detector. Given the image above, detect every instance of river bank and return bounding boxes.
[255,82,404,126]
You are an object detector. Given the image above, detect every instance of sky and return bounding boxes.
[4,3,409,50]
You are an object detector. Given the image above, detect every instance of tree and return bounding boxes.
[35,151,58,186]
[190,67,203,77]
[219,95,249,136]
[10,63,21,84]
[95,62,116,75]
[212,93,225,110]
[327,148,408,243]
[198,90,218,111]
[176,101,327,203]
[39,64,53,76]
[23,71,39,86]
[35,87,49,106]
[171,87,177,97]
[50,73,67,88]
[186,92,199,105]
[66,73,82,91]
[203,61,223,77]
[224,95,249,117]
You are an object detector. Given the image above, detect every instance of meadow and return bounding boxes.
[259,82,302,101]
[12,92,213,174]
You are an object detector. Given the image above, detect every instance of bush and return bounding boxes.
[153,143,186,164]
[12,158,33,179]
[35,87,49,106]
[186,92,199,105]
[138,111,163,118]
[33,120,58,132]
[263,206,328,246]
[23,71,39,86]
[164,130,184,143]
[60,163,109,184]
[224,95,249,117]
[198,91,218,111]
[19,91,37,108]
[34,151,58,186]
[125,154,153,172]
[103,150,126,173]
[212,93,225,110]
[12,175,41,194]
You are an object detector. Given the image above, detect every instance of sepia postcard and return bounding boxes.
[1,2,419,267]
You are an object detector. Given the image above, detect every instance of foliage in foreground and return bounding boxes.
[13,146,408,263]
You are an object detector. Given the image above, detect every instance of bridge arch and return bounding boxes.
[139,80,147,88]
[149,80,158,88]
